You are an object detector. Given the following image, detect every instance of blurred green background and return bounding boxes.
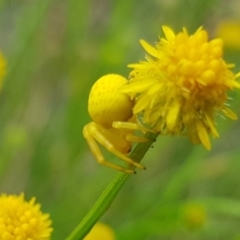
[1,0,240,239]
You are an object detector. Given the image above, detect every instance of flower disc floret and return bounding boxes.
[121,26,240,149]
[0,193,53,240]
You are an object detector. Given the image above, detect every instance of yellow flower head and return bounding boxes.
[0,193,53,240]
[0,51,6,88]
[84,222,116,240]
[121,26,240,149]
[181,203,206,230]
[216,20,240,50]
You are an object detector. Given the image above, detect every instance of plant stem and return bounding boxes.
[66,132,158,240]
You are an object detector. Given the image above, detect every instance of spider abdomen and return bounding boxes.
[88,74,133,128]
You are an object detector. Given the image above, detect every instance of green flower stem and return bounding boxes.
[66,132,158,240]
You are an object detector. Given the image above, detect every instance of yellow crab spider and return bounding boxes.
[83,74,152,174]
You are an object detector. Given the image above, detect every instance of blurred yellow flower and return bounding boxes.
[216,20,240,50]
[0,51,6,88]
[0,193,53,240]
[181,203,206,230]
[121,26,240,149]
[84,222,116,240]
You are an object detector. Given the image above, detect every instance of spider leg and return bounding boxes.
[112,121,156,142]
[83,123,144,173]
[112,121,156,133]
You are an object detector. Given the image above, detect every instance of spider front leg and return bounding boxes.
[112,118,156,142]
[83,122,145,174]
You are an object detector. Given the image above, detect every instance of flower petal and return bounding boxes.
[139,39,159,58]
[166,103,180,131]
[196,121,211,150]
[162,25,175,41]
